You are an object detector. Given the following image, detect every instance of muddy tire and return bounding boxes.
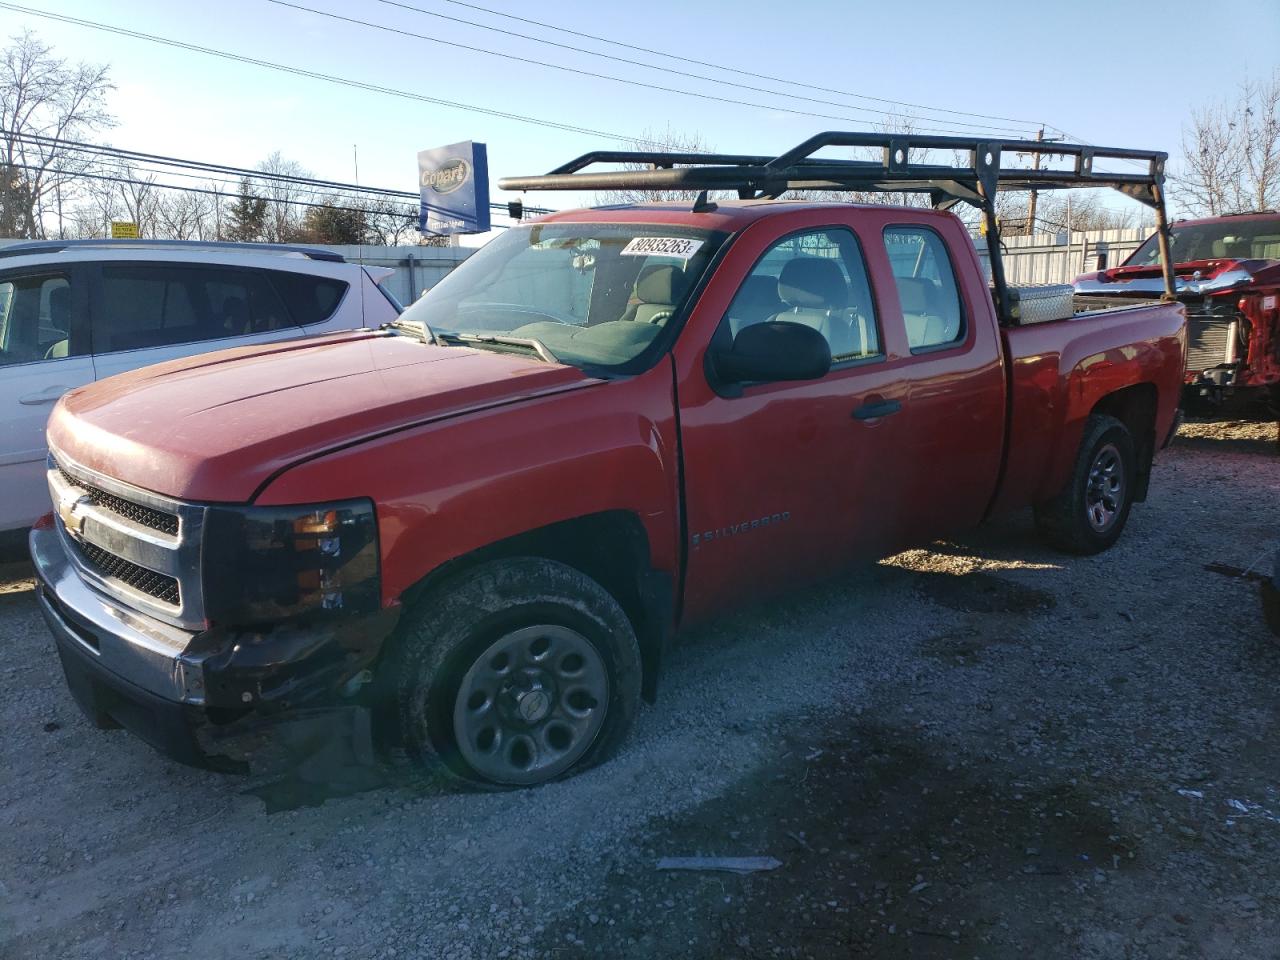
[1034,414,1137,555]
[379,557,641,789]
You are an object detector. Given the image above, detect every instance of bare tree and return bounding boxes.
[156,187,214,240]
[1173,70,1280,216]
[363,196,418,245]
[255,150,311,242]
[595,127,720,205]
[0,30,114,238]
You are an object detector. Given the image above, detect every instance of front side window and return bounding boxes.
[725,227,881,362]
[883,226,965,350]
[397,223,724,369]
[0,272,78,367]
[95,265,295,353]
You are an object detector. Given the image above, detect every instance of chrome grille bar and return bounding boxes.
[47,446,207,630]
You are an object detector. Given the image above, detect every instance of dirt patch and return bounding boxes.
[534,715,1136,960]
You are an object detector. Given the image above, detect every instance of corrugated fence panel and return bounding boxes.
[971,228,1148,286]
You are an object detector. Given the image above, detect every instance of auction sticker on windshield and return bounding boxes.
[620,237,705,260]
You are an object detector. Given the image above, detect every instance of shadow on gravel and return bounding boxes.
[534,715,1132,959]
[914,569,1056,615]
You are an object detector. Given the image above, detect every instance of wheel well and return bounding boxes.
[399,512,671,702]
[1091,383,1157,501]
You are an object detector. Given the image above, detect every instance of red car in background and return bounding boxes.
[1075,211,1280,411]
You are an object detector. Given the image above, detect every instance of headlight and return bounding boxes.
[202,499,379,626]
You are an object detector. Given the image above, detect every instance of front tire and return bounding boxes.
[1034,414,1137,555]
[381,558,642,788]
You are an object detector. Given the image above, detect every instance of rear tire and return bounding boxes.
[380,557,642,789]
[1034,414,1137,555]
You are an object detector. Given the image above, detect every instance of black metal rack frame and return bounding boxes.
[498,131,1176,320]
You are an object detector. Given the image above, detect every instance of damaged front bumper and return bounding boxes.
[30,522,398,773]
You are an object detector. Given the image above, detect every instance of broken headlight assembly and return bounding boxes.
[202,499,379,626]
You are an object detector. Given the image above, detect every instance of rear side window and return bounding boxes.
[267,271,350,325]
[882,226,965,350]
[95,265,296,354]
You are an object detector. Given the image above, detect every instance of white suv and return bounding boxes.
[0,239,401,540]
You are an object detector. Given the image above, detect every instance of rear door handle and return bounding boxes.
[852,398,902,420]
[18,385,67,405]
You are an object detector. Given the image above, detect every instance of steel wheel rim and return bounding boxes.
[1085,442,1125,533]
[452,624,609,785]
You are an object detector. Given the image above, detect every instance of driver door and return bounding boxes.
[674,222,912,620]
[0,264,94,531]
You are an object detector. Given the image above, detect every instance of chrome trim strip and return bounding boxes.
[32,523,205,704]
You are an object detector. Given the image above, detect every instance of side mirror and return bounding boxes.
[711,321,832,385]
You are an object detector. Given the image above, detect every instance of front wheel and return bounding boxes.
[1034,414,1137,555]
[380,558,642,788]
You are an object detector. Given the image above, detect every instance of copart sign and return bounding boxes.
[418,141,491,236]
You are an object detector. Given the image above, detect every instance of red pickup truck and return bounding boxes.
[1075,210,1280,409]
[30,134,1186,787]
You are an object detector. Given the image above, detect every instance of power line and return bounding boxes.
[367,0,1037,137]
[434,0,1050,131]
[267,0,1032,138]
[0,2,649,146]
[8,160,418,219]
[5,131,551,216]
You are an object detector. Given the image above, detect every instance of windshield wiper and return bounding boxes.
[451,333,560,364]
[383,318,443,347]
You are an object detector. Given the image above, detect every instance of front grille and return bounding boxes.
[59,467,179,536]
[76,539,181,606]
[1186,318,1237,373]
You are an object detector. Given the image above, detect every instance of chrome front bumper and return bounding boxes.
[31,522,205,705]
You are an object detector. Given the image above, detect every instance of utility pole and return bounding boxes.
[1026,127,1044,237]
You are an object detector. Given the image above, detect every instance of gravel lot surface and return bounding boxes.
[1,418,1277,960]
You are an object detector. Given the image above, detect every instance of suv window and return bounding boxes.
[0,272,79,367]
[268,271,350,325]
[882,226,965,350]
[95,264,295,353]
[726,228,881,363]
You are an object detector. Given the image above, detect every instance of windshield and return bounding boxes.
[1126,216,1280,267]
[398,223,723,369]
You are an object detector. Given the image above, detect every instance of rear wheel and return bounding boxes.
[381,557,641,788]
[1034,414,1137,555]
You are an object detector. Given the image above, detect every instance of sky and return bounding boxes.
[4,0,1279,222]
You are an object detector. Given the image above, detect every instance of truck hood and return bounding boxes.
[48,330,598,502]
[1074,257,1280,298]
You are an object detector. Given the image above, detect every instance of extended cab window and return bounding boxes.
[882,226,965,350]
[0,273,79,367]
[396,224,725,370]
[95,265,295,353]
[726,228,881,363]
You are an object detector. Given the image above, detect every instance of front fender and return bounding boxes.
[253,361,682,609]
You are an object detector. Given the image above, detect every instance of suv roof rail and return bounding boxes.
[0,238,346,262]
[499,129,1177,313]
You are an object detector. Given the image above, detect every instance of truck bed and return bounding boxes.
[992,300,1186,516]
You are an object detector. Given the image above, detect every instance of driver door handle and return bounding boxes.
[19,385,67,405]
[852,398,902,420]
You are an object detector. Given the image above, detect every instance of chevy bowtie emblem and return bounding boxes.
[57,491,91,540]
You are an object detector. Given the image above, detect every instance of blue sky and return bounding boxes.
[6,0,1279,216]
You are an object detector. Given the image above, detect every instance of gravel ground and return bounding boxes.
[1,418,1277,960]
